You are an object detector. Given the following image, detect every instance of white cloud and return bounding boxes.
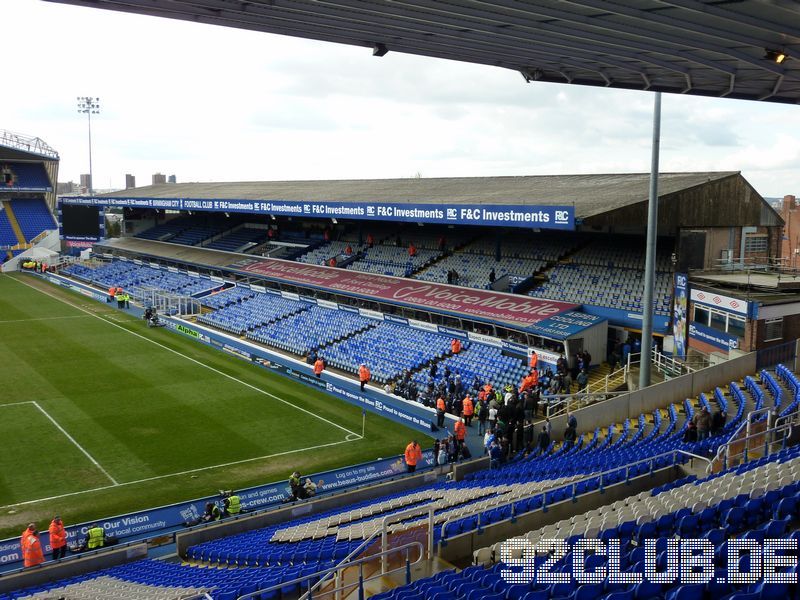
[4,0,797,197]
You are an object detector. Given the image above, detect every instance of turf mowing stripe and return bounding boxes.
[31,401,119,486]
[8,274,362,440]
[0,437,355,509]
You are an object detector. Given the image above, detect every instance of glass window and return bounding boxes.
[694,306,710,325]
[764,318,783,341]
[728,316,746,338]
[710,310,727,333]
[744,235,768,253]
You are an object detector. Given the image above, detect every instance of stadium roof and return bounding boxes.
[0,129,59,161]
[103,171,738,219]
[46,0,800,104]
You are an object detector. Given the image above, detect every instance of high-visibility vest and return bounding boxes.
[454,421,466,440]
[314,360,324,375]
[463,397,474,416]
[404,443,421,466]
[530,353,538,369]
[49,521,67,549]
[87,526,105,549]
[22,533,44,568]
[227,495,241,515]
[359,366,371,382]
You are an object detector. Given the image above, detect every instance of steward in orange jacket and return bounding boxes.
[313,358,325,378]
[358,364,371,391]
[529,352,539,369]
[451,338,462,354]
[404,440,423,472]
[435,396,446,428]
[462,396,474,426]
[48,516,67,561]
[519,371,538,393]
[21,524,44,568]
[454,419,466,444]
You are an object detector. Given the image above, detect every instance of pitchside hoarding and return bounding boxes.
[59,196,576,230]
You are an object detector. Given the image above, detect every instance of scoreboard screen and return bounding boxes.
[62,204,101,238]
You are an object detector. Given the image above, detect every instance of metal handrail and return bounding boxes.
[707,406,774,473]
[236,541,424,600]
[299,503,434,600]
[437,448,709,549]
[543,390,628,419]
[711,408,799,473]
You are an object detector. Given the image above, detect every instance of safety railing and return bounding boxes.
[709,406,799,473]
[236,541,424,600]
[543,390,628,419]
[437,448,709,551]
[296,504,434,600]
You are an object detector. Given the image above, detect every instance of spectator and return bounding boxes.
[694,407,711,440]
[537,426,551,453]
[328,257,337,268]
[477,399,489,434]
[576,369,589,391]
[433,439,441,465]
[408,242,417,257]
[567,412,577,431]
[488,404,498,431]
[684,420,698,443]
[524,420,534,449]
[358,364,371,391]
[712,409,727,434]
[489,440,503,469]
[489,268,496,284]
[366,233,374,248]
[20,524,44,568]
[404,440,423,472]
[48,516,67,561]
[544,417,552,436]
[563,424,577,448]
[344,244,353,256]
[86,523,105,550]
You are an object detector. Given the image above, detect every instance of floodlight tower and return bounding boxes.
[77,96,100,195]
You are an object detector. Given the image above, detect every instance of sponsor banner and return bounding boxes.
[358,308,384,320]
[527,311,604,338]
[384,314,409,326]
[167,266,179,273]
[60,196,576,231]
[408,318,439,332]
[690,288,748,316]
[673,273,689,359]
[469,331,502,348]
[531,348,561,366]
[210,275,224,283]
[281,290,300,301]
[64,240,96,249]
[437,326,469,339]
[0,451,433,569]
[688,322,739,351]
[317,299,338,309]
[228,257,578,328]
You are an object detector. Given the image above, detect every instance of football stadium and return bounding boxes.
[2,2,800,599]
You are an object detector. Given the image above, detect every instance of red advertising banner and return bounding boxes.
[232,257,578,328]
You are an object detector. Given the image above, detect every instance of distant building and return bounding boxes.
[168,174,177,184]
[781,195,800,269]
[152,173,166,185]
[125,174,136,189]
[80,173,92,192]
[57,181,76,194]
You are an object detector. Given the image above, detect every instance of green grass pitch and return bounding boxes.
[0,273,428,539]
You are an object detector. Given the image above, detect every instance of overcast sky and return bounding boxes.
[5,0,798,197]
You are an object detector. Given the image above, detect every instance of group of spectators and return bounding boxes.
[683,405,727,442]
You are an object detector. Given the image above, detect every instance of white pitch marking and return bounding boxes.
[0,315,91,324]
[0,437,356,509]
[31,401,119,485]
[9,274,362,439]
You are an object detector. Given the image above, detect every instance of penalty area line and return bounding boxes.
[8,274,363,439]
[0,437,358,510]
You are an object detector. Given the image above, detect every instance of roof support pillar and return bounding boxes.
[639,91,662,390]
